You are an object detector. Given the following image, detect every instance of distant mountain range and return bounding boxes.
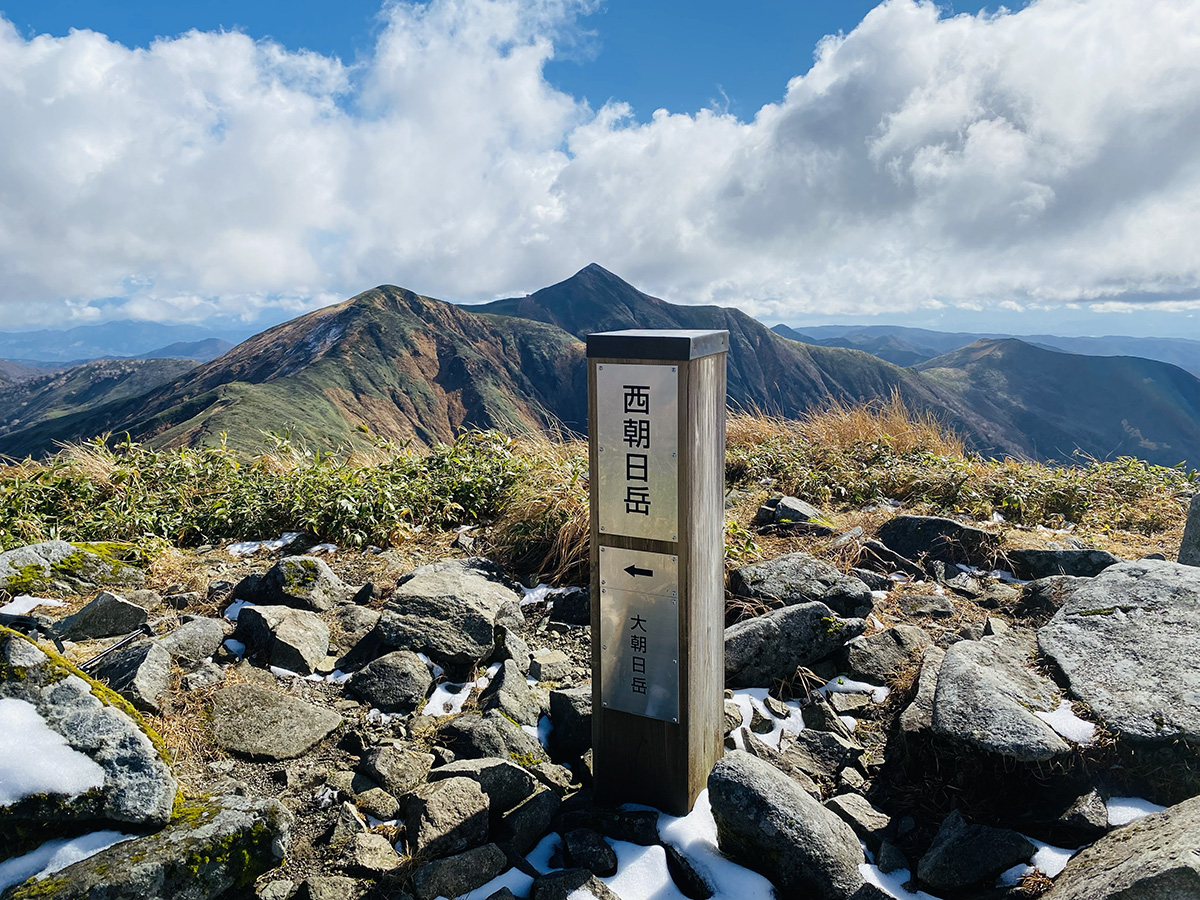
[0,321,242,364]
[1,265,1198,468]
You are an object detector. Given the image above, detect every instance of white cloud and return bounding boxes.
[0,0,1198,328]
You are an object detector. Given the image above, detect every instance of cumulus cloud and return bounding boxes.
[0,0,1197,328]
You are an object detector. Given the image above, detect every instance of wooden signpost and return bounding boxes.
[587,329,729,815]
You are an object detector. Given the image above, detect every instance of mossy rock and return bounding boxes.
[0,541,146,595]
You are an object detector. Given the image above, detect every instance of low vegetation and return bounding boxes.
[1,397,1194,583]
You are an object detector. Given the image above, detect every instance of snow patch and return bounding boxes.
[0,596,64,616]
[728,689,805,750]
[1107,796,1167,826]
[225,532,302,557]
[818,674,890,704]
[0,698,106,807]
[457,866,536,900]
[861,864,942,899]
[223,599,253,621]
[1034,701,1095,745]
[0,831,135,894]
[656,790,776,900]
[996,836,1075,885]
[421,664,497,717]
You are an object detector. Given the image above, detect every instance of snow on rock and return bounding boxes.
[860,864,942,899]
[0,596,64,616]
[1034,700,1096,745]
[1106,796,1167,826]
[657,790,776,900]
[0,698,106,806]
[0,831,134,894]
[728,688,805,749]
[225,533,302,558]
[819,674,890,704]
[996,836,1075,885]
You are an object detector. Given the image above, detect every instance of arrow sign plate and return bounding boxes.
[598,547,678,599]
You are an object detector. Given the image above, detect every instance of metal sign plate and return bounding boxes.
[599,548,680,722]
[595,363,679,543]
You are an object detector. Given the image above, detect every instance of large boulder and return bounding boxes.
[373,558,524,668]
[403,777,489,858]
[916,810,1035,895]
[54,591,148,642]
[725,601,865,689]
[1179,493,1200,566]
[237,606,330,675]
[932,630,1071,761]
[156,617,227,662]
[1,795,293,900]
[260,556,353,612]
[876,516,999,569]
[91,640,172,714]
[0,628,177,859]
[708,751,865,899]
[1043,794,1200,900]
[845,625,931,682]
[729,552,873,618]
[438,711,549,765]
[210,683,342,760]
[0,542,144,596]
[1004,548,1121,580]
[348,650,433,713]
[1038,559,1200,744]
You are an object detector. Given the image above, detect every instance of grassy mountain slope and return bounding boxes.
[915,339,1200,466]
[0,286,587,458]
[0,358,197,445]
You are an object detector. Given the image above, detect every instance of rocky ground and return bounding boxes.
[1,491,1198,900]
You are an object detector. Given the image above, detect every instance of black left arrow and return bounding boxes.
[625,564,654,578]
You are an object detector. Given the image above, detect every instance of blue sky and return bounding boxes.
[0,0,1196,339]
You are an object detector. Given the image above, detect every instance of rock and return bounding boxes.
[355,788,400,821]
[916,810,1034,894]
[529,868,620,900]
[91,639,172,714]
[479,658,541,725]
[845,625,932,683]
[1180,493,1200,566]
[547,588,590,626]
[374,558,524,668]
[410,843,508,900]
[0,541,143,596]
[563,828,617,876]
[260,555,353,612]
[529,649,571,682]
[334,605,380,653]
[327,801,368,850]
[493,626,532,674]
[349,650,433,713]
[157,616,227,662]
[1043,794,1200,900]
[211,683,342,760]
[497,789,561,854]
[729,553,874,618]
[164,591,202,610]
[725,601,866,689]
[300,876,359,900]
[899,646,945,737]
[1012,576,1085,624]
[851,568,891,592]
[932,630,1070,761]
[0,629,177,856]
[774,495,825,524]
[1005,548,1121,580]
[403,776,490,858]
[428,758,537,814]
[359,745,434,798]
[723,700,742,734]
[801,693,856,741]
[548,686,591,760]
[825,793,893,852]
[3,795,292,900]
[876,840,908,875]
[55,591,149,641]
[183,661,226,691]
[238,605,331,675]
[781,729,865,779]
[439,711,549,765]
[1038,559,1200,744]
[859,540,925,578]
[557,807,661,847]
[708,751,865,898]
[345,832,400,876]
[258,879,297,900]
[877,515,1000,569]
[738,728,822,797]
[897,592,955,617]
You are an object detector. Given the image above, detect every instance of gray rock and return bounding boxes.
[122,589,162,610]
[729,552,874,617]
[411,843,507,900]
[782,729,865,779]
[334,605,380,653]
[897,592,956,617]
[260,555,353,612]
[876,840,908,875]
[845,625,932,683]
[916,810,1034,894]
[439,710,549,764]
[725,601,866,689]
[349,650,433,713]
[708,751,865,898]
[1180,493,1200,566]
[164,591,202,610]
[497,788,560,854]
[359,744,434,797]
[91,639,172,714]
[563,828,617,876]
[529,649,571,682]
[529,869,620,900]
[493,626,532,674]
[860,540,925,578]
[932,630,1070,761]
[238,605,331,675]
[479,657,541,725]
[1012,576,1085,624]
[55,590,149,641]
[1005,548,1121,580]
[257,879,297,900]
[300,877,359,900]
[355,787,400,821]
[157,616,227,662]
[1043,793,1200,900]
[547,588,590,626]
[374,558,524,668]
[825,793,893,852]
[877,515,1000,569]
[0,631,176,856]
[0,541,143,595]
[345,832,400,875]
[211,683,342,760]
[851,568,891,592]
[327,801,367,850]
[774,495,825,524]
[3,795,291,900]
[899,645,945,737]
[403,776,489,858]
[1038,559,1200,743]
[737,728,822,797]
[183,660,226,691]
[427,758,537,814]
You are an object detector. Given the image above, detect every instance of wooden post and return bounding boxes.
[587,329,728,815]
